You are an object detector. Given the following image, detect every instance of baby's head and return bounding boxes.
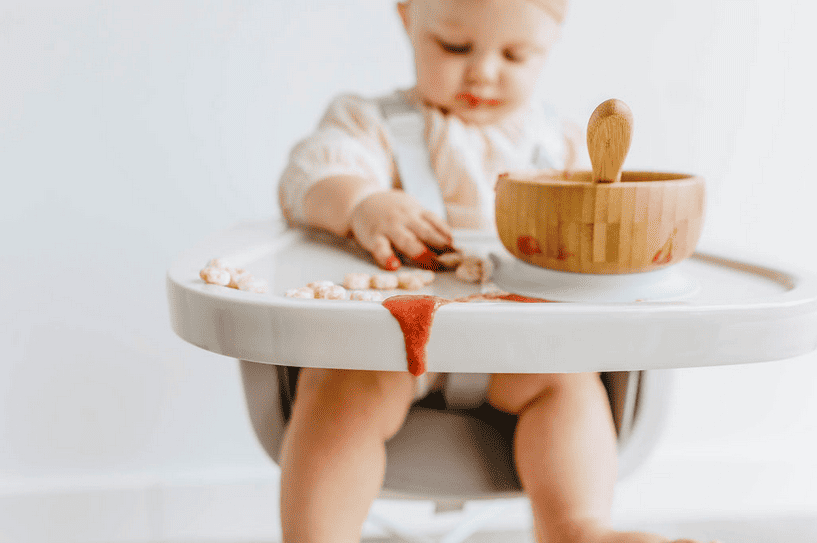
[398,0,567,125]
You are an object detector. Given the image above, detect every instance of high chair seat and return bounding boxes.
[239,361,674,498]
[239,361,673,542]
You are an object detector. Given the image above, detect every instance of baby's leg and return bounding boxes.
[278,367,416,543]
[488,373,707,543]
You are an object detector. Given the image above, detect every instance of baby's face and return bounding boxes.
[399,0,561,125]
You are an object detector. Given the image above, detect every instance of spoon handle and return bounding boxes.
[587,99,633,184]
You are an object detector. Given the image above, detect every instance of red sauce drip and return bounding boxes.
[382,293,556,375]
[484,293,556,303]
[382,295,452,376]
[517,235,542,255]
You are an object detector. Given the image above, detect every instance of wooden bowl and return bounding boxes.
[494,99,705,274]
[495,170,706,274]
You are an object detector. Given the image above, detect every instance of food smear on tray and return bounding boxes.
[384,293,558,376]
[382,295,452,376]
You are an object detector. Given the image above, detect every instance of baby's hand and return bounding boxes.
[350,190,453,270]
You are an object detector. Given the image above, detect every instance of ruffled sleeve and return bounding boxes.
[277,94,394,223]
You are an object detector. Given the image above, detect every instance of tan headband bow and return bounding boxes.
[527,0,568,24]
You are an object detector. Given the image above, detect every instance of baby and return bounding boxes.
[277,1,714,542]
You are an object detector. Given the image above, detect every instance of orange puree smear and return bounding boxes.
[382,293,557,375]
[382,295,452,376]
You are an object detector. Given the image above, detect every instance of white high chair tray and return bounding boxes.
[167,219,817,373]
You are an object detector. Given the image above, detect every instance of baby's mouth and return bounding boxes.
[457,92,501,108]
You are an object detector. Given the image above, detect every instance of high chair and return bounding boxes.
[168,95,817,541]
[233,95,673,541]
[239,360,674,542]
[167,217,817,542]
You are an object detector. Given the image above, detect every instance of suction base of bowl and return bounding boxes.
[490,252,700,303]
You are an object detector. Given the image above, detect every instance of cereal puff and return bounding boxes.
[285,286,316,299]
[370,273,399,290]
[436,251,464,270]
[200,266,231,286]
[227,268,253,289]
[314,284,348,300]
[455,255,494,284]
[307,280,335,290]
[349,290,385,302]
[237,276,268,293]
[397,270,435,290]
[343,273,372,290]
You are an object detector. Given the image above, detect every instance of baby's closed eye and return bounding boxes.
[436,38,472,55]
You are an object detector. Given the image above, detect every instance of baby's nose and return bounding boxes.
[465,53,500,84]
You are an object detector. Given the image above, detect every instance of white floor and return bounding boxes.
[360,507,817,543]
[3,459,817,543]
[4,451,817,543]
[364,515,817,543]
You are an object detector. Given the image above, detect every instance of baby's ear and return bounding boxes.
[396,2,411,32]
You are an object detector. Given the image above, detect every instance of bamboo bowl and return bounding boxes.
[495,100,706,274]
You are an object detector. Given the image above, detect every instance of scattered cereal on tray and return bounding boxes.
[397,271,428,290]
[200,257,268,294]
[343,273,372,290]
[307,280,335,290]
[454,254,494,284]
[199,266,231,286]
[436,251,464,269]
[349,290,385,302]
[284,266,436,300]
[206,257,234,270]
[285,286,316,299]
[371,273,399,290]
[418,270,435,285]
[237,276,268,293]
[314,284,348,300]
[227,268,253,289]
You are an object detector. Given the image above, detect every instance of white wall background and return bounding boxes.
[2,0,816,541]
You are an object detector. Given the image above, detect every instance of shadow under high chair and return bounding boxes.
[239,361,674,542]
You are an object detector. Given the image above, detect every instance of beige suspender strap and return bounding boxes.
[379,94,449,221]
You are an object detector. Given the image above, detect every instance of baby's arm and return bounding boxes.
[303,175,452,270]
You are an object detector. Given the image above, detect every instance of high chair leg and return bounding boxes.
[365,510,436,543]
[366,499,518,543]
[437,500,517,543]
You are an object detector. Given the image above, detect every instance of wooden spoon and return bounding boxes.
[586,99,633,184]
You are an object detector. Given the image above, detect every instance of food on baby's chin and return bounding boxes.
[285,286,316,299]
[343,272,372,290]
